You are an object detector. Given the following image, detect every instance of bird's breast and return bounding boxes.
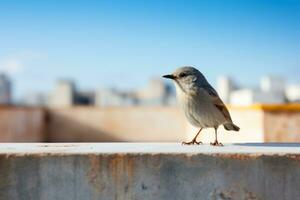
[176,89,226,128]
[175,88,202,127]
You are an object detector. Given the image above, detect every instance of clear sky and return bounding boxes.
[0,0,299,98]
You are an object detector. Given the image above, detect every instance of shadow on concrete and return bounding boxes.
[235,143,300,147]
[45,111,124,142]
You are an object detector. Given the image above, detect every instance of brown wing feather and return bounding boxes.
[204,87,233,123]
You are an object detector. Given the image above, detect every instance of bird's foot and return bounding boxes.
[210,141,223,147]
[182,140,203,145]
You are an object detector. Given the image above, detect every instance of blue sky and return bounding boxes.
[0,0,299,98]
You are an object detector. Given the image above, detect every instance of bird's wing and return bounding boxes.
[203,86,233,122]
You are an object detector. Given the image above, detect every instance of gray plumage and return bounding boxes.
[163,66,239,146]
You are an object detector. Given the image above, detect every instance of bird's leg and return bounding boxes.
[210,127,223,146]
[182,128,203,145]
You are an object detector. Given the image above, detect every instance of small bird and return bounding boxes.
[163,66,240,146]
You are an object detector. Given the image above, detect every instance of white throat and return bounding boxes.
[174,81,188,103]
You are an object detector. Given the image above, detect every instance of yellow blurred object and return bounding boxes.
[229,103,300,111]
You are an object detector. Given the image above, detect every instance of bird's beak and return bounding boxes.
[162,74,176,80]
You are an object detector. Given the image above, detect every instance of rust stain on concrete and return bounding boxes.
[209,153,300,162]
[217,154,261,160]
[244,190,259,200]
[108,154,135,200]
[87,155,101,186]
[285,154,300,161]
[85,154,136,199]
[211,188,259,200]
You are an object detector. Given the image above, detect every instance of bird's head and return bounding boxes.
[163,66,208,94]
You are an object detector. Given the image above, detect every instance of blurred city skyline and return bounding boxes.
[0,0,299,99]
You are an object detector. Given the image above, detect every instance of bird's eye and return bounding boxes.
[179,73,187,78]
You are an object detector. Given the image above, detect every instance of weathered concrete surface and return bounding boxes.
[46,107,187,142]
[264,110,300,142]
[0,143,300,200]
[46,105,300,143]
[46,106,265,143]
[0,106,45,142]
[0,105,300,143]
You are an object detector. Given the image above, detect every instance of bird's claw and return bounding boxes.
[182,140,203,145]
[210,141,223,146]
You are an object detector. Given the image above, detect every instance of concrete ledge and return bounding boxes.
[0,143,300,200]
[1,143,300,155]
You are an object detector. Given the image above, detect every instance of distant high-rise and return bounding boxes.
[49,80,75,107]
[21,92,48,106]
[217,76,237,104]
[95,78,175,107]
[0,74,12,105]
[75,91,95,105]
[260,76,285,95]
[229,75,286,106]
[230,88,285,106]
[95,88,137,107]
[49,79,96,107]
[136,78,175,106]
[286,85,300,102]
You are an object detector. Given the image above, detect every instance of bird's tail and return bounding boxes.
[223,123,240,131]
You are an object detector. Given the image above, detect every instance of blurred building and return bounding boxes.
[46,74,300,107]
[95,88,137,107]
[49,80,75,107]
[21,92,48,106]
[260,76,285,96]
[217,75,290,105]
[95,78,175,107]
[230,89,285,106]
[75,91,95,105]
[0,74,12,105]
[49,80,96,107]
[217,76,238,104]
[136,78,175,106]
[286,85,300,102]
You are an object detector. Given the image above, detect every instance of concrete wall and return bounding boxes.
[263,106,300,142]
[44,106,276,143]
[45,106,266,143]
[264,111,300,142]
[0,105,299,143]
[46,107,187,142]
[187,108,265,143]
[0,143,300,200]
[0,106,45,142]
[194,104,300,144]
